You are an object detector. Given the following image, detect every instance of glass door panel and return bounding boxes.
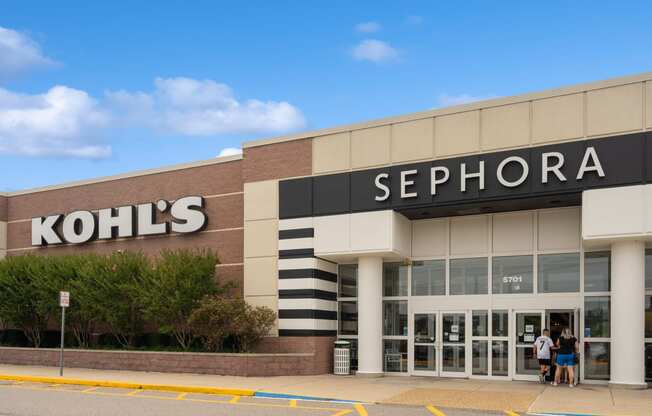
[413,313,437,374]
[442,312,466,374]
[515,311,543,378]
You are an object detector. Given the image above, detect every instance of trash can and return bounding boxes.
[334,340,351,375]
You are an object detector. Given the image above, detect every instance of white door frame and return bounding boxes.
[512,309,545,381]
[410,311,439,377]
[409,309,470,377]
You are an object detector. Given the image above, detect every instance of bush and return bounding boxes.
[189,297,276,353]
[140,249,224,350]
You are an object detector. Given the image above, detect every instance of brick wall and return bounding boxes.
[0,346,331,376]
[242,139,312,182]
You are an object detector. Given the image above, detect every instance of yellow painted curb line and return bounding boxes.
[0,374,255,397]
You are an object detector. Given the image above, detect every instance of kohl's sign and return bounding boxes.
[32,196,207,246]
[374,147,604,202]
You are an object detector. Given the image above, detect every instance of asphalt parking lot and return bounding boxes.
[0,379,515,416]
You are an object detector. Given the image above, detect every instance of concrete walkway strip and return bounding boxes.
[0,374,255,397]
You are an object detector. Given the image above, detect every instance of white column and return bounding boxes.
[357,256,383,377]
[610,240,646,388]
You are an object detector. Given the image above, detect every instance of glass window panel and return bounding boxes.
[538,253,580,293]
[585,296,610,338]
[585,252,610,292]
[492,255,534,294]
[472,340,488,375]
[383,300,407,336]
[414,345,436,371]
[383,339,407,373]
[645,296,652,339]
[338,264,357,298]
[443,313,465,343]
[646,343,652,382]
[516,347,539,375]
[491,340,509,376]
[383,262,408,297]
[414,314,436,343]
[584,342,610,380]
[411,260,445,296]
[472,310,488,337]
[338,301,357,336]
[442,344,465,372]
[516,313,541,345]
[492,310,509,337]
[450,258,488,295]
[646,250,652,290]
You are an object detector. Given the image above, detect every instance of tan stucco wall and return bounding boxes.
[290,73,652,175]
[243,180,279,334]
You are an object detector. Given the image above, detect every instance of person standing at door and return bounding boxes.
[553,327,579,387]
[533,329,554,384]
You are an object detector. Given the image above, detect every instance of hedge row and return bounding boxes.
[0,250,275,352]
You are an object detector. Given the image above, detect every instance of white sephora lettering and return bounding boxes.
[373,147,604,201]
[31,196,207,246]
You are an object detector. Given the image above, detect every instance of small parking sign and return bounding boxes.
[59,291,70,308]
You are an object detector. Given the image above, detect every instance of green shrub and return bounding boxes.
[140,249,223,350]
[189,297,276,353]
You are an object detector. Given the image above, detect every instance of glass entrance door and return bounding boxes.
[412,313,437,375]
[441,312,467,376]
[514,311,544,380]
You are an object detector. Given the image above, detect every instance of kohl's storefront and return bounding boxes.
[277,131,652,388]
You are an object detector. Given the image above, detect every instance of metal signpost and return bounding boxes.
[59,291,70,377]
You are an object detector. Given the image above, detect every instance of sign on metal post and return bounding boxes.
[59,291,69,377]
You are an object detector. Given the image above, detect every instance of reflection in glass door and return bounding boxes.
[442,312,466,375]
[514,311,544,379]
[413,313,437,375]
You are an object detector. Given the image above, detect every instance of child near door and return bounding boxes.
[533,328,555,384]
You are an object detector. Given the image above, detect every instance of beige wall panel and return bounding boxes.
[582,185,646,240]
[244,219,278,258]
[450,215,489,256]
[312,132,350,174]
[492,212,533,253]
[481,102,530,151]
[646,82,652,129]
[537,208,580,251]
[391,118,434,163]
[532,94,583,144]
[313,214,350,254]
[587,83,643,136]
[392,212,412,257]
[435,111,480,157]
[412,218,447,258]
[0,221,6,250]
[244,295,278,334]
[350,211,393,252]
[244,180,278,221]
[244,256,278,297]
[351,126,391,169]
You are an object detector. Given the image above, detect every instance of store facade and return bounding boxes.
[1,72,652,386]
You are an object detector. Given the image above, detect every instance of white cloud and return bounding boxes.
[436,93,496,107]
[355,21,381,33]
[217,147,242,157]
[0,26,57,78]
[0,86,111,158]
[351,39,398,63]
[107,77,306,136]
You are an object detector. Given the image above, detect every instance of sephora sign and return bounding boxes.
[32,196,207,246]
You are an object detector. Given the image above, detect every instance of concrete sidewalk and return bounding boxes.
[0,364,650,415]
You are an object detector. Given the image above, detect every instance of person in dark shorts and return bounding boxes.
[553,327,579,387]
[533,329,554,383]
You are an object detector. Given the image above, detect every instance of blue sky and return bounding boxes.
[1,1,652,191]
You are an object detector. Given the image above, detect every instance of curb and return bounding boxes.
[0,374,255,397]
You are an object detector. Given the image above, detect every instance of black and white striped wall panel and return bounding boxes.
[278,217,338,337]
